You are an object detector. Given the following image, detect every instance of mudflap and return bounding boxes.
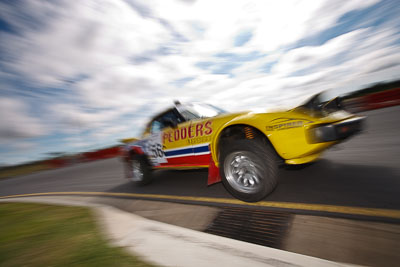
[207,155,221,185]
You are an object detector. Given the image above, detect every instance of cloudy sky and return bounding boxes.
[0,0,399,165]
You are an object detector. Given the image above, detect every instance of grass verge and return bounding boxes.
[0,202,157,267]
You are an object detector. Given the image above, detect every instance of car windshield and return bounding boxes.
[298,89,342,115]
[178,103,226,120]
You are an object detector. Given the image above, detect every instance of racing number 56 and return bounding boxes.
[149,143,164,158]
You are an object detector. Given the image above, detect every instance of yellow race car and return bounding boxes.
[122,92,364,202]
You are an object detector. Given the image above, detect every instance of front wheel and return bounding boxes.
[219,139,278,202]
[130,155,152,186]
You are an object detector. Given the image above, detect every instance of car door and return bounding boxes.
[165,121,213,168]
[148,109,196,168]
[171,104,214,168]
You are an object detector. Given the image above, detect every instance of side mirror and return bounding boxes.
[163,118,178,129]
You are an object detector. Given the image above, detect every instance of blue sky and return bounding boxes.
[0,0,400,166]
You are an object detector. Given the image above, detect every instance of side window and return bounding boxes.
[162,110,184,125]
[150,109,184,134]
[150,120,163,134]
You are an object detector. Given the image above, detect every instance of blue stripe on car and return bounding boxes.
[194,145,209,153]
[165,147,193,157]
[165,145,209,157]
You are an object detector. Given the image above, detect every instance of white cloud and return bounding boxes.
[49,104,117,129]
[0,97,47,141]
[1,0,170,86]
[304,0,380,34]
[0,0,399,164]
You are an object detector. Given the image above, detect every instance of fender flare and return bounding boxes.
[207,122,273,186]
[210,121,272,167]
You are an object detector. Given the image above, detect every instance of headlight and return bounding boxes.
[308,125,336,143]
[307,117,364,144]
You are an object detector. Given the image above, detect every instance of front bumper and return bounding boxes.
[307,116,365,144]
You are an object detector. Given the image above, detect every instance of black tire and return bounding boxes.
[219,139,278,202]
[130,154,152,186]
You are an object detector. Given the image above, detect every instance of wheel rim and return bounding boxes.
[224,151,263,194]
[131,160,143,182]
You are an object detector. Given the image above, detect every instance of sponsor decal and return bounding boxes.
[137,121,214,166]
[187,136,211,145]
[145,133,168,165]
[163,121,213,144]
[266,118,313,131]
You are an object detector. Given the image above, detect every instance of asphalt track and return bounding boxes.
[1,106,400,220]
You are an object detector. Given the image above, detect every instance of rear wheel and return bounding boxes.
[130,155,152,186]
[219,139,278,202]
